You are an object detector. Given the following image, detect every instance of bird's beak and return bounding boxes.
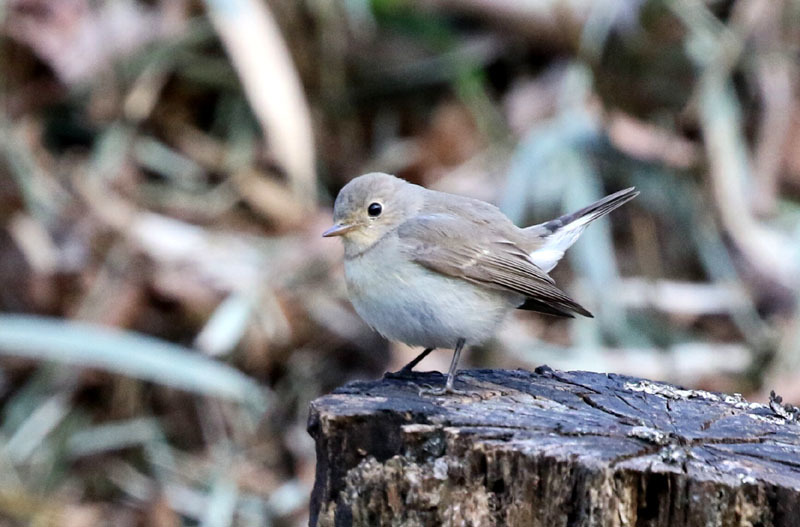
[322,222,358,237]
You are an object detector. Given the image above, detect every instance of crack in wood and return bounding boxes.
[703,444,800,472]
[580,393,640,422]
[548,371,603,394]
[615,392,645,416]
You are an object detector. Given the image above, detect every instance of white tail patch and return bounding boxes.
[528,219,592,272]
[525,187,638,272]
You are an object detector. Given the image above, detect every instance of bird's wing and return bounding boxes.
[397,214,592,318]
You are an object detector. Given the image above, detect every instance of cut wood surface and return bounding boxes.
[308,367,800,527]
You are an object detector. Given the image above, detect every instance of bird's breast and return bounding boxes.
[343,249,519,349]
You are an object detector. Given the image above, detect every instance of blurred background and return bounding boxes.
[0,0,799,524]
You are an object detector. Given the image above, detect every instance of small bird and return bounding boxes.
[323,173,637,394]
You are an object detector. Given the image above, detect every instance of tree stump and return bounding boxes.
[307,367,800,527]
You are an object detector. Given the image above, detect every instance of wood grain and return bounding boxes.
[308,367,800,526]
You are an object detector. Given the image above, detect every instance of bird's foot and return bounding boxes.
[383,347,435,380]
[418,383,484,399]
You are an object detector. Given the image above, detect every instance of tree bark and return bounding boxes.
[307,367,800,527]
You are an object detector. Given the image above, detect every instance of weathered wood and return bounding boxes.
[307,367,800,527]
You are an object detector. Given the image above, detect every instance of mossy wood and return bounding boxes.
[308,367,800,527]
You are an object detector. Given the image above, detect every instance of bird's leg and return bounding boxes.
[444,338,465,391]
[419,338,480,397]
[400,347,436,373]
[383,347,435,379]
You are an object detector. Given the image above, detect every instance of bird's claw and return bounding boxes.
[418,383,484,399]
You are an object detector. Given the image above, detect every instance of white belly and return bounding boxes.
[344,251,519,349]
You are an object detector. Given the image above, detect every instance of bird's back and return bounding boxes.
[418,187,538,249]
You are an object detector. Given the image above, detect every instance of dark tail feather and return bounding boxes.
[517,297,593,318]
[532,187,639,235]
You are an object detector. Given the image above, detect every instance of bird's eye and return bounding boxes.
[367,202,382,217]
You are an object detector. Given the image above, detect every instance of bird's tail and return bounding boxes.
[524,187,638,273]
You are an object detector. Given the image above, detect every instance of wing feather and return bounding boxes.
[397,214,592,318]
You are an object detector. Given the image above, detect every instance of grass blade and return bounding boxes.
[0,315,267,409]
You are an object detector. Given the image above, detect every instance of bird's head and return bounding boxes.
[323,173,422,256]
